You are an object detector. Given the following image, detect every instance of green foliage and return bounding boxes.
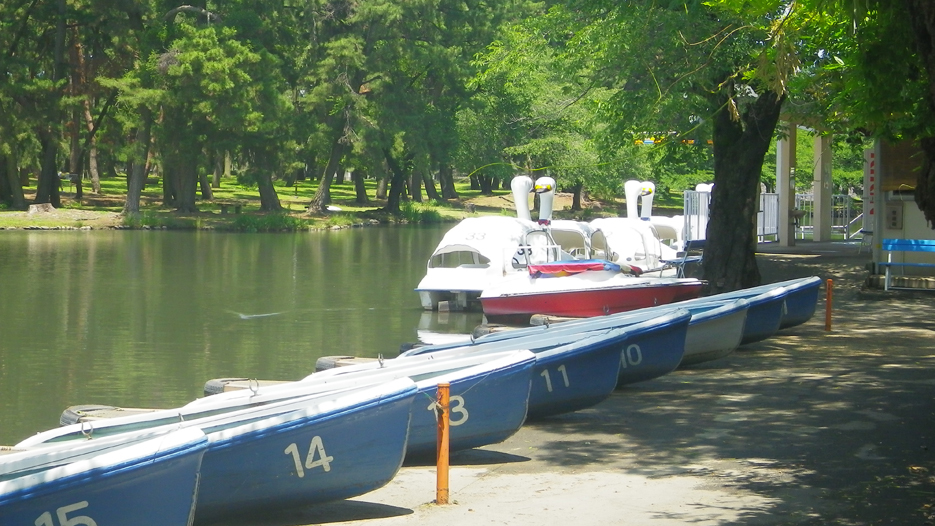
[399,200,444,223]
[229,213,308,232]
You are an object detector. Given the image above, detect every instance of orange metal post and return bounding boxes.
[436,383,450,505]
[825,279,833,331]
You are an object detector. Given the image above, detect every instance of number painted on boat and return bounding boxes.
[284,436,334,478]
[539,365,571,392]
[427,395,469,426]
[619,344,643,368]
[35,502,97,526]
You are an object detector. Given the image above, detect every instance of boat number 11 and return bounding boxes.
[540,365,570,392]
[284,436,334,478]
[619,344,643,368]
[35,502,97,526]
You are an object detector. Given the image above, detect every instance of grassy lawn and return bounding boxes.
[0,174,683,231]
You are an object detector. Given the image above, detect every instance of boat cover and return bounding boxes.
[528,259,621,277]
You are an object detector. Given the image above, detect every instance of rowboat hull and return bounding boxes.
[615,310,691,386]
[17,380,419,523]
[679,299,749,366]
[0,429,207,526]
[306,351,537,458]
[775,277,822,329]
[525,327,634,418]
[402,309,692,416]
[194,382,416,521]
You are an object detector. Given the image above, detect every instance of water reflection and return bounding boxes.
[0,225,488,444]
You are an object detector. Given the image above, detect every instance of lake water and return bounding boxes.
[0,226,484,445]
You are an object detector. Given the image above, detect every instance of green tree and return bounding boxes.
[542,1,790,291]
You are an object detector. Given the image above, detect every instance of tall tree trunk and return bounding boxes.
[35,129,62,207]
[163,155,178,207]
[353,167,369,204]
[257,172,283,212]
[376,177,388,199]
[34,0,67,207]
[422,171,441,201]
[1,154,27,209]
[409,171,422,202]
[570,182,583,211]
[701,86,785,294]
[176,154,198,213]
[906,0,935,226]
[83,98,101,194]
[384,148,410,214]
[479,175,493,194]
[438,163,458,199]
[308,131,345,213]
[123,109,152,215]
[199,168,213,200]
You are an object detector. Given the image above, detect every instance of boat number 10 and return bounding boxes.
[35,502,97,526]
[284,436,334,478]
[619,344,643,368]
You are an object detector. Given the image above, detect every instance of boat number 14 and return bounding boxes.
[35,501,97,526]
[619,344,643,368]
[284,436,334,478]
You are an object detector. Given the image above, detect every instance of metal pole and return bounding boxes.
[825,279,833,331]
[436,383,450,505]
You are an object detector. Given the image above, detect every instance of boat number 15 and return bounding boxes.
[284,436,334,478]
[619,344,643,368]
[35,502,97,526]
[427,395,469,426]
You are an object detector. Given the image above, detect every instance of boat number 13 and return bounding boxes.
[35,502,97,526]
[427,395,469,425]
[619,344,643,368]
[284,436,334,478]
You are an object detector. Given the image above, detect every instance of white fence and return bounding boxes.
[683,191,779,242]
[794,194,863,239]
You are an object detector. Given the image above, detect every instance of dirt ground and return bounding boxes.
[212,240,935,526]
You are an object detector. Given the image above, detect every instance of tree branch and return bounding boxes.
[164,5,222,23]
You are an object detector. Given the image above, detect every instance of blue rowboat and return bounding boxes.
[613,308,690,386]
[734,276,822,329]
[676,298,749,366]
[16,379,418,522]
[406,327,630,418]
[411,296,738,367]
[56,351,536,461]
[1,428,207,526]
[669,277,821,344]
[401,308,692,416]
[299,350,537,457]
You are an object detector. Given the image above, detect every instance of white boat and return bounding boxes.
[416,176,566,310]
[548,219,614,260]
[415,215,563,310]
[590,217,680,275]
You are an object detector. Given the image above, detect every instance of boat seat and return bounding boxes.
[663,239,703,278]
